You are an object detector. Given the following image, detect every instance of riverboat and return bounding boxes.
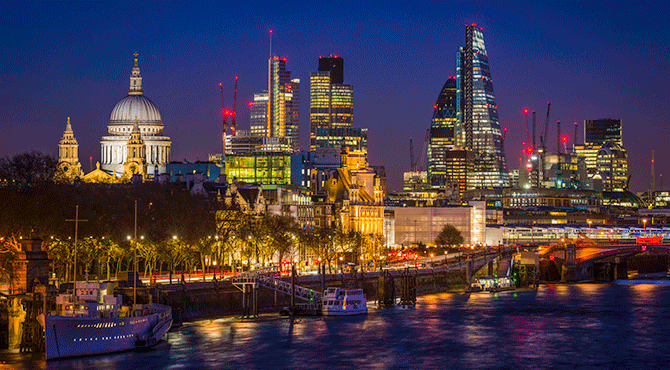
[44,281,172,360]
[321,287,367,316]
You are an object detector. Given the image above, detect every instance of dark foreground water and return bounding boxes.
[5,283,670,369]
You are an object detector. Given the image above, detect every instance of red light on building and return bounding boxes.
[523,109,528,114]
[471,23,477,27]
[433,105,437,109]
[561,136,568,143]
[219,82,222,87]
[526,147,534,154]
[247,101,253,107]
[269,29,273,34]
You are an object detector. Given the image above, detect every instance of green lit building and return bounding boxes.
[225,152,291,185]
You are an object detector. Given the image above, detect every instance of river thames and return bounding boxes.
[6,283,670,369]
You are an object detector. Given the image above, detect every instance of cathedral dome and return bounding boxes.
[109,95,162,126]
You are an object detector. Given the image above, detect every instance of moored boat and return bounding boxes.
[44,282,172,360]
[321,287,367,316]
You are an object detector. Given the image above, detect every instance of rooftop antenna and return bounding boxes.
[269,29,273,58]
[232,76,238,136]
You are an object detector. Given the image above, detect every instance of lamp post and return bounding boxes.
[643,219,647,236]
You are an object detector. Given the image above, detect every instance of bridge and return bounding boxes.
[540,243,670,281]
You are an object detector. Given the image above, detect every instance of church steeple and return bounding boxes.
[57,117,82,182]
[128,52,143,96]
[124,117,147,179]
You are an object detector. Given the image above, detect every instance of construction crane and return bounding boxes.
[219,77,240,155]
[416,128,430,171]
[409,137,415,172]
[232,76,238,136]
[532,111,537,151]
[542,102,551,152]
[219,82,228,156]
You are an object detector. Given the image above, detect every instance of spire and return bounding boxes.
[128,52,143,95]
[65,116,72,132]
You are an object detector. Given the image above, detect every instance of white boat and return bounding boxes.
[44,281,172,360]
[321,287,367,316]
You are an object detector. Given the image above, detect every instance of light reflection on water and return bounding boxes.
[8,283,670,369]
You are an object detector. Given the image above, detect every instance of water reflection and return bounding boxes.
[8,284,670,369]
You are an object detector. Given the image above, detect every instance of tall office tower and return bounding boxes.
[427,76,458,189]
[268,55,300,152]
[456,24,509,188]
[585,118,622,146]
[250,91,269,136]
[310,56,354,151]
[576,118,623,180]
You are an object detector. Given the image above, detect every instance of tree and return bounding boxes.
[435,224,464,247]
[0,150,58,186]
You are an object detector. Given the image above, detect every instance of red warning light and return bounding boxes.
[526,147,534,154]
[523,109,528,114]
[235,76,238,80]
[89,156,93,160]
[471,23,477,27]
[219,82,222,87]
[433,105,437,109]
[269,29,273,34]
[247,101,253,107]
[561,136,568,143]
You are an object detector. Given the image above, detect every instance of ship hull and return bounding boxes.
[45,304,172,360]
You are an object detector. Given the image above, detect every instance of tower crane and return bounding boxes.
[542,102,551,152]
[232,76,238,136]
[409,137,415,172]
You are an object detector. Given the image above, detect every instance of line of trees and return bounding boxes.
[0,151,387,283]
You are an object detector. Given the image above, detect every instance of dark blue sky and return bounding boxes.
[2,1,668,192]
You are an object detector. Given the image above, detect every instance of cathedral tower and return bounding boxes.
[57,117,82,182]
[123,118,147,179]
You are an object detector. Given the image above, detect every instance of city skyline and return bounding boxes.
[1,1,669,192]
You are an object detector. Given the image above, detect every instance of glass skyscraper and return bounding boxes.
[268,55,300,152]
[427,77,458,189]
[310,56,354,151]
[456,24,509,188]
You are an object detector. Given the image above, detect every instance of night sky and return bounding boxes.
[2,1,669,192]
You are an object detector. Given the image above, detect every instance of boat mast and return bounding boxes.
[66,205,87,310]
[134,200,137,314]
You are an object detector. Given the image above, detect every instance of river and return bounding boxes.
[5,283,670,369]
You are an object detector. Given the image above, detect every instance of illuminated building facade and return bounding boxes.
[225,152,291,185]
[57,117,82,182]
[314,127,367,153]
[456,24,508,188]
[100,54,171,176]
[309,56,354,151]
[226,130,291,154]
[585,118,622,146]
[595,141,628,192]
[427,77,459,189]
[392,202,486,246]
[268,56,300,152]
[249,91,269,137]
[445,148,474,198]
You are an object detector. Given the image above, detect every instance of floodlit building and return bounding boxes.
[595,141,629,192]
[249,91,269,137]
[100,53,171,176]
[392,202,486,246]
[225,152,291,185]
